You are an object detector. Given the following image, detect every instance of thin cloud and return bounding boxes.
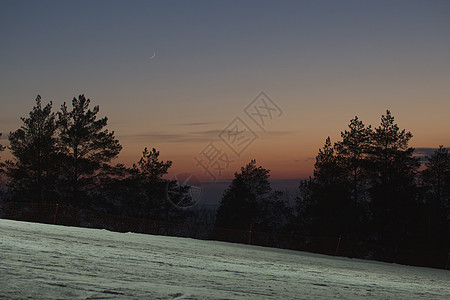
[255,130,292,140]
[118,133,188,143]
[292,157,314,163]
[190,129,223,137]
[118,129,224,143]
[179,122,217,126]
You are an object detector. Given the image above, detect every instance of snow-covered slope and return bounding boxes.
[1,219,449,299]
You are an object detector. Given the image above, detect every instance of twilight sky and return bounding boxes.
[1,0,450,183]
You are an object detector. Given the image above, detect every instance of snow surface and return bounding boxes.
[0,219,449,299]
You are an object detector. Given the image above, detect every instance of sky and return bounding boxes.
[1,0,450,186]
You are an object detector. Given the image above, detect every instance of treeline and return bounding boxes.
[0,95,195,223]
[1,97,449,253]
[216,111,449,253]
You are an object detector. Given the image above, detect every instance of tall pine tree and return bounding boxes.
[7,96,59,202]
[297,137,353,238]
[367,110,420,245]
[334,116,372,204]
[57,94,122,205]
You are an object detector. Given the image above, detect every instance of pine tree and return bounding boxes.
[133,147,172,219]
[0,132,5,199]
[132,147,192,221]
[57,94,122,204]
[295,177,316,234]
[135,147,172,183]
[257,190,290,233]
[369,110,418,186]
[422,146,450,204]
[334,116,372,203]
[7,95,59,202]
[0,132,4,154]
[216,160,272,230]
[313,137,343,185]
[0,132,5,171]
[367,110,420,245]
[298,137,354,238]
[420,146,450,249]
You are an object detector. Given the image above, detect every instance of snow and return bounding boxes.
[0,219,449,299]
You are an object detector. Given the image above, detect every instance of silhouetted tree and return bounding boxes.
[367,110,420,245]
[297,112,422,243]
[216,160,274,230]
[256,190,291,232]
[335,116,372,203]
[7,96,59,202]
[132,147,172,219]
[86,163,133,214]
[422,146,450,206]
[334,117,373,238]
[0,132,4,153]
[0,132,5,172]
[135,147,172,182]
[131,147,192,221]
[295,177,315,234]
[57,95,122,205]
[0,132,5,200]
[313,137,343,185]
[296,137,353,238]
[420,146,450,250]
